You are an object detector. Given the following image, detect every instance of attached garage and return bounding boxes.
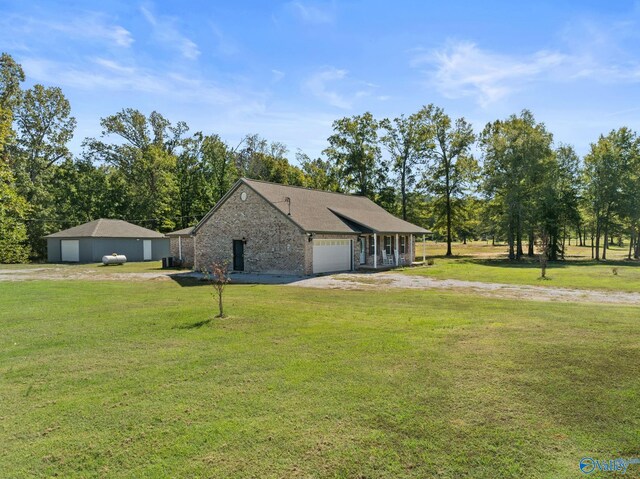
[60,239,80,262]
[312,238,352,274]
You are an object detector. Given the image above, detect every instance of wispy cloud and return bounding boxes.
[0,11,133,48]
[412,41,566,106]
[286,1,335,24]
[19,56,265,110]
[140,4,200,60]
[271,69,285,82]
[304,67,376,109]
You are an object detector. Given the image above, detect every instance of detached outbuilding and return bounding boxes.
[45,219,169,263]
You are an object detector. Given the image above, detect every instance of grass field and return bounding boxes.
[1,279,639,478]
[405,241,640,293]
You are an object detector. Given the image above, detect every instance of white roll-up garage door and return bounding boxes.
[312,239,351,274]
[60,240,80,262]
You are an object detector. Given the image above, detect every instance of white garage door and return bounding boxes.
[60,240,80,262]
[312,239,352,274]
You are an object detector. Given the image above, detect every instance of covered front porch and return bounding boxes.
[355,233,428,270]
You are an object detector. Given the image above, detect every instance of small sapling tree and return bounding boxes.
[205,261,231,318]
[538,232,550,280]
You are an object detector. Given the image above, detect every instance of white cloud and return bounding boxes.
[286,1,334,24]
[0,12,133,48]
[413,41,566,107]
[304,67,376,109]
[305,67,350,108]
[19,56,264,110]
[271,69,285,82]
[140,4,200,60]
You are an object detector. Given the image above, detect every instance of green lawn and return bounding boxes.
[1,279,639,478]
[401,257,640,293]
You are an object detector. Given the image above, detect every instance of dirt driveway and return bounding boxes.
[290,272,640,306]
[0,266,183,282]
[2,266,639,305]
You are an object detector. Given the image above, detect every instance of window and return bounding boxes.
[384,236,392,255]
[369,236,375,255]
[400,236,406,254]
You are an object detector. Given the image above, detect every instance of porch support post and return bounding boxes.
[373,234,377,269]
[410,234,413,264]
[178,236,183,260]
[423,234,426,262]
[395,233,399,266]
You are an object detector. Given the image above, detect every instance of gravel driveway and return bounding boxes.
[2,266,639,305]
[289,272,640,305]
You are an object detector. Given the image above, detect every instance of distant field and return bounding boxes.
[1,279,639,478]
[415,240,632,261]
[404,241,640,293]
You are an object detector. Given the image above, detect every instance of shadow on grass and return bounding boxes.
[174,318,212,329]
[168,275,210,288]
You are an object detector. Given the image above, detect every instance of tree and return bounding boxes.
[324,112,383,198]
[206,261,231,318]
[380,111,432,220]
[480,110,553,260]
[11,84,76,256]
[84,109,187,231]
[421,105,477,256]
[202,134,237,203]
[583,129,635,260]
[0,53,25,156]
[0,161,30,262]
[297,152,341,191]
[234,134,304,185]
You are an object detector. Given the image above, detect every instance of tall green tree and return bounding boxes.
[0,53,25,156]
[0,161,30,262]
[234,134,304,185]
[380,111,432,220]
[84,109,187,230]
[421,105,477,256]
[11,84,76,256]
[583,128,637,260]
[297,152,341,191]
[324,112,383,198]
[480,110,553,260]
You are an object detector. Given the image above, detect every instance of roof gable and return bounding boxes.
[45,219,166,239]
[194,178,429,235]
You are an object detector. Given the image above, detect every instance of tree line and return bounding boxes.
[1,52,639,263]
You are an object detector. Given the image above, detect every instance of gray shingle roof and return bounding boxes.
[44,219,166,239]
[195,178,429,235]
[166,226,194,237]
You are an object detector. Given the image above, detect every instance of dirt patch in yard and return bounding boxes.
[0,266,177,282]
[289,273,640,306]
[3,265,640,306]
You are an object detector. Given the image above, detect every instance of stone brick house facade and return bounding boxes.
[166,227,195,268]
[192,178,429,275]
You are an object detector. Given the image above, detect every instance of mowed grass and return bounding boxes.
[1,280,639,478]
[407,242,640,293]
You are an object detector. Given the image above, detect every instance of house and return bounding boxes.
[166,226,195,268]
[45,219,170,263]
[192,178,429,275]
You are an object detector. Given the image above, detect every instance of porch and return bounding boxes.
[355,233,428,270]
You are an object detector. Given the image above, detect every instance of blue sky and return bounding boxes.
[2,0,640,159]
